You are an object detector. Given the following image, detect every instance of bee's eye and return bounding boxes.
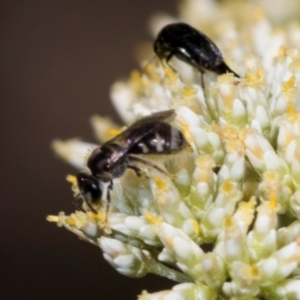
[76,173,102,202]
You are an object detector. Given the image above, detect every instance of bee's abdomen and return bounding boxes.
[130,122,186,155]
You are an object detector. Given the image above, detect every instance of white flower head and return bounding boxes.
[48,0,300,299]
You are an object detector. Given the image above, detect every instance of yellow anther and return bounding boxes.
[87,211,104,221]
[278,46,287,57]
[66,174,77,184]
[130,70,142,82]
[65,217,76,226]
[218,73,233,83]
[264,170,276,181]
[165,236,174,247]
[269,191,277,209]
[191,219,200,236]
[182,86,196,98]
[144,64,155,75]
[258,69,264,80]
[196,154,214,168]
[283,76,295,90]
[240,197,256,211]
[243,265,260,278]
[164,67,177,79]
[250,265,260,277]
[108,128,123,137]
[223,179,233,193]
[153,176,167,191]
[244,70,264,86]
[144,213,159,224]
[251,144,263,159]
[224,215,233,228]
[177,120,193,144]
[288,103,296,118]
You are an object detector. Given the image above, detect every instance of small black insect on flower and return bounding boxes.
[75,110,187,215]
[153,22,240,92]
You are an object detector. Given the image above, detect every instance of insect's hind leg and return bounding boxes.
[165,53,177,73]
[129,156,171,177]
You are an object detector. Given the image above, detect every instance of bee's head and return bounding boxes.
[76,172,102,203]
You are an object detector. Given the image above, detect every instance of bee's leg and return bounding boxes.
[104,189,111,223]
[200,71,205,94]
[73,194,97,213]
[165,53,177,73]
[101,178,113,223]
[129,156,169,177]
[85,200,98,214]
[128,165,143,177]
[73,194,85,212]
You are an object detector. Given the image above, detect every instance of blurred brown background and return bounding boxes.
[0,1,177,299]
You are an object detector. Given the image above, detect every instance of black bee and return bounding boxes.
[153,23,239,89]
[76,109,187,212]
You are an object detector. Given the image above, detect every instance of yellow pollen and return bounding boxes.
[279,47,286,57]
[288,103,296,118]
[264,170,276,181]
[164,67,176,79]
[223,179,233,193]
[191,220,200,236]
[224,215,233,228]
[144,213,159,224]
[165,236,174,247]
[283,76,295,90]
[252,144,263,159]
[226,140,237,152]
[108,128,123,137]
[182,86,196,98]
[177,120,193,144]
[144,64,155,75]
[269,191,277,209]
[240,197,256,211]
[65,217,76,226]
[258,69,264,80]
[243,265,260,278]
[218,73,233,83]
[243,69,264,87]
[87,211,104,221]
[153,176,167,191]
[130,70,142,82]
[66,174,77,184]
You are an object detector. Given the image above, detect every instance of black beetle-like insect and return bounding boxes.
[76,110,187,212]
[154,22,239,88]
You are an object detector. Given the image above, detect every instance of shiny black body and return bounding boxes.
[154,22,239,77]
[77,173,102,202]
[76,110,187,209]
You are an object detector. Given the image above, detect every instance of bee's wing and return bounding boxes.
[109,110,176,149]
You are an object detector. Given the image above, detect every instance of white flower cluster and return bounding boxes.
[48,0,300,299]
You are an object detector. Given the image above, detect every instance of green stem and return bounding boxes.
[146,256,193,283]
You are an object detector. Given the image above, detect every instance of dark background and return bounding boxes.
[0,1,177,299]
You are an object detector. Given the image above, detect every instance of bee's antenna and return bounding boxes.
[73,193,97,214]
[72,194,85,212]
